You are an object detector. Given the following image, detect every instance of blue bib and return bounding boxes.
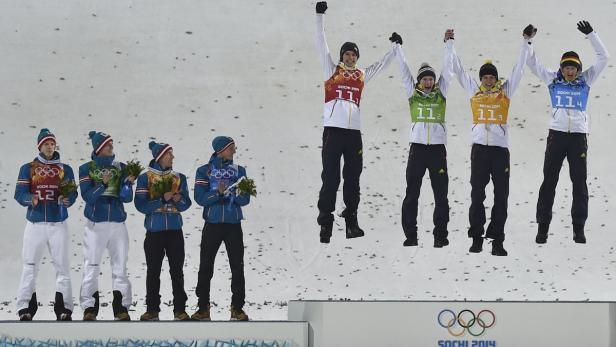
[208,164,239,193]
[548,77,589,111]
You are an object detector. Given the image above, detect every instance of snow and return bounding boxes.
[0,0,615,321]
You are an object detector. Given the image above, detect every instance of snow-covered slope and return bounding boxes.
[0,0,615,320]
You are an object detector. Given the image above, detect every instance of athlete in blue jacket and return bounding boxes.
[14,129,77,321]
[78,131,134,321]
[134,141,191,321]
[191,136,251,321]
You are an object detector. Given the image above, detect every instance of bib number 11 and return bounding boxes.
[554,95,575,108]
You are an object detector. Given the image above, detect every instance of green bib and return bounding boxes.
[88,162,122,197]
[409,87,446,124]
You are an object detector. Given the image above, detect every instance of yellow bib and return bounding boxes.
[470,89,510,125]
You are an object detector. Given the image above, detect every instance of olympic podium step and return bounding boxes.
[288,300,616,347]
[0,320,309,347]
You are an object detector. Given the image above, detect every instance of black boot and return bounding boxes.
[491,240,508,256]
[573,224,586,244]
[341,209,364,239]
[403,238,418,247]
[536,223,549,244]
[320,224,333,244]
[434,237,450,248]
[18,292,38,321]
[54,292,72,321]
[469,237,483,253]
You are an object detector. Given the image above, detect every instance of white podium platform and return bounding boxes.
[0,320,309,347]
[288,300,616,347]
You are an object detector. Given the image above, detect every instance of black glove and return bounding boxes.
[577,20,593,35]
[523,24,537,38]
[389,32,403,45]
[316,1,327,14]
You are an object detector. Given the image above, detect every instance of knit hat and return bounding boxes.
[417,63,436,81]
[212,136,235,154]
[339,42,360,62]
[89,131,113,155]
[479,60,498,79]
[149,141,173,162]
[560,51,582,71]
[37,128,56,150]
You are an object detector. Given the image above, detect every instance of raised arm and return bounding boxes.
[392,34,414,98]
[503,33,532,98]
[439,29,456,98]
[577,21,610,86]
[524,24,557,84]
[451,41,479,97]
[364,42,396,84]
[315,2,336,80]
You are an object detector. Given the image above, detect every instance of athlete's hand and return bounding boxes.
[523,24,537,39]
[102,171,111,184]
[389,32,403,45]
[163,192,174,202]
[577,20,593,35]
[217,181,226,195]
[316,1,327,14]
[32,195,39,207]
[444,29,455,42]
[125,175,136,184]
[172,193,182,203]
[58,195,70,207]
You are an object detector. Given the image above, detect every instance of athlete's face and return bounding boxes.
[99,141,114,157]
[40,140,56,159]
[561,65,579,81]
[342,51,358,68]
[219,143,236,161]
[481,75,497,89]
[158,149,174,169]
[420,76,435,92]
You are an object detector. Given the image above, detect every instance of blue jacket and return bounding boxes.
[134,160,192,232]
[79,153,133,223]
[14,152,78,223]
[194,156,250,224]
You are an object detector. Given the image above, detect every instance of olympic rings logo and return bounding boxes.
[437,309,495,337]
[342,69,362,80]
[93,168,118,180]
[211,168,237,179]
[34,166,60,178]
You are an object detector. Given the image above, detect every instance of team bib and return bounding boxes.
[409,88,446,123]
[30,161,64,202]
[470,89,510,125]
[549,79,589,111]
[324,65,365,106]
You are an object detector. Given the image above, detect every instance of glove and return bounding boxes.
[316,1,327,14]
[523,24,537,39]
[577,20,593,35]
[389,32,403,45]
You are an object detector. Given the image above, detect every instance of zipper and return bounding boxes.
[235,208,239,221]
[165,213,168,230]
[485,124,489,146]
[150,216,153,230]
[222,204,225,223]
[348,105,352,128]
[328,100,338,118]
[108,204,111,222]
[568,110,571,133]
[427,124,431,145]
